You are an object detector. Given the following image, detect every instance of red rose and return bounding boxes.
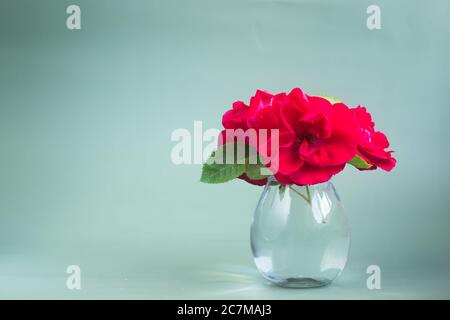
[247,90,294,148]
[352,106,396,171]
[217,88,395,187]
[222,101,249,130]
[221,99,268,186]
[272,89,360,185]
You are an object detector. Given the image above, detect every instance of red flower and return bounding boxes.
[222,101,249,130]
[273,89,360,185]
[352,106,396,171]
[221,100,268,186]
[247,90,294,148]
[218,88,395,186]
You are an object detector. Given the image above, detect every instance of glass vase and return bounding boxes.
[250,177,350,288]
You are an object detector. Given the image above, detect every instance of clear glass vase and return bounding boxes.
[250,177,350,288]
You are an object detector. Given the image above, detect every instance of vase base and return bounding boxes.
[271,277,331,288]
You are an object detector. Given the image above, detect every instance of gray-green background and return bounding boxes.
[1,0,449,299]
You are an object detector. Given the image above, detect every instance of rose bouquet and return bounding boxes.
[200,87,396,288]
[201,87,396,187]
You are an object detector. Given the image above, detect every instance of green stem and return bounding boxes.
[306,185,311,203]
[288,185,312,205]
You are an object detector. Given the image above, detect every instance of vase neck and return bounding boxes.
[265,179,334,206]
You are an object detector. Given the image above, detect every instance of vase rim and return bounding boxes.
[266,176,333,188]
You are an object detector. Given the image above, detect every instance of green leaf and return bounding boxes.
[244,143,268,180]
[348,155,373,169]
[200,143,246,184]
[319,96,341,104]
[200,160,245,184]
[200,142,270,184]
[245,163,266,180]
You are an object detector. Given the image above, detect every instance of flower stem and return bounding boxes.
[306,185,311,203]
[288,185,312,205]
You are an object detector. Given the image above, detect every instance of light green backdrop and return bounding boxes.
[1,0,449,299]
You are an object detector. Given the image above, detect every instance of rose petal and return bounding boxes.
[289,163,346,185]
[277,145,304,175]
